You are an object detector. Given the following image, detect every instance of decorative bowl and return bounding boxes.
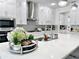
[9,40,38,54]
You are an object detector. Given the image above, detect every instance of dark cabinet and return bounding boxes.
[0,31,11,43]
[0,34,8,43]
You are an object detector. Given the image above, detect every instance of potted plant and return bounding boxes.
[7,27,28,50]
[7,27,37,52]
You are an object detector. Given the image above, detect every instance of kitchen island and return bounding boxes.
[0,33,79,59]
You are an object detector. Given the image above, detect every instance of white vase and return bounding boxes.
[13,45,21,51]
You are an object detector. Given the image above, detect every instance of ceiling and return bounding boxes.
[0,0,78,8]
[27,0,77,3]
[27,0,78,8]
[0,0,16,5]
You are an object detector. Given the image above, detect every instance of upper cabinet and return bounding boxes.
[69,11,76,25]
[58,12,70,25]
[56,4,79,25]
[0,0,27,25]
[37,4,56,25]
[0,0,16,18]
[56,6,70,25]
[16,0,27,25]
[69,9,79,25]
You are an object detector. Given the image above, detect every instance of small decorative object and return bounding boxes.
[7,27,38,54]
[44,34,49,41]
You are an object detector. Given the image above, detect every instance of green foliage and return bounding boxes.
[12,31,26,41]
[28,34,34,40]
[11,31,27,45]
[9,27,35,45]
[13,37,20,45]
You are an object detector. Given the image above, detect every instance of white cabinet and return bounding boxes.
[6,4,16,18]
[37,5,55,25]
[56,5,79,25]
[0,0,16,18]
[59,14,65,25]
[16,0,27,25]
[75,9,79,25]
[69,11,76,25]
[69,10,79,25]
[59,12,70,25]
[0,0,27,25]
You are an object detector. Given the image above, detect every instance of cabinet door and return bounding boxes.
[0,0,16,18]
[38,8,47,25]
[6,4,16,18]
[75,10,79,25]
[59,14,67,25]
[16,0,27,25]
[70,11,76,25]
[38,6,53,25]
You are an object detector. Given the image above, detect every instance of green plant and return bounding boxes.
[28,34,34,40]
[7,27,35,45]
[13,37,20,45]
[11,31,27,45]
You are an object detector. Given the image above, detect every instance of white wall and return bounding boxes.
[37,4,56,25]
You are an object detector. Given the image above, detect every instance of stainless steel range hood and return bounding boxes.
[27,1,37,21]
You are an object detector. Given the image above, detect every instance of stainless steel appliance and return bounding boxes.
[27,1,37,21]
[0,18,15,43]
[26,1,38,32]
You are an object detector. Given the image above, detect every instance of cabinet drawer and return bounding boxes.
[0,35,8,43]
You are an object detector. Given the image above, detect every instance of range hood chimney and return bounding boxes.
[27,1,37,21]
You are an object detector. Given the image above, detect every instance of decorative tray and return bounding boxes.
[9,41,38,54]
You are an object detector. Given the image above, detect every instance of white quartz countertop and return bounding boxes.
[0,33,79,59]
